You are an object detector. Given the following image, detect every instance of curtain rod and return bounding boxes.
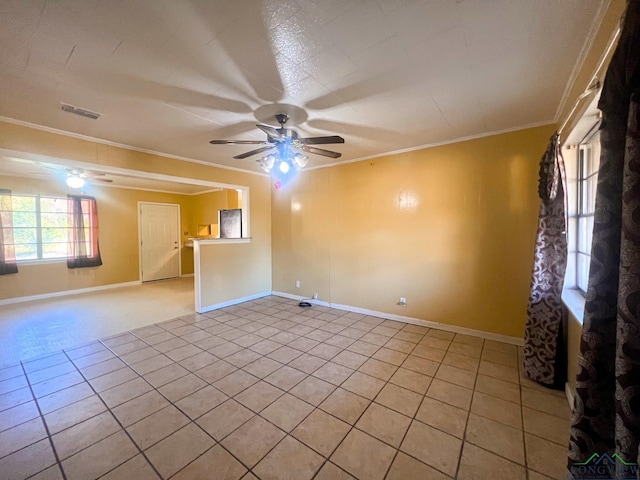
[557,25,622,136]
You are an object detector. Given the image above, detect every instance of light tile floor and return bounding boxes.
[0,295,571,479]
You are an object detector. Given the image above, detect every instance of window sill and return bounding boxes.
[17,258,67,266]
[562,287,586,324]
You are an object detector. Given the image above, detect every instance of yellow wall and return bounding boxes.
[272,126,555,338]
[0,121,272,302]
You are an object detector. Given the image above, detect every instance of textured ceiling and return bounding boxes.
[0,0,607,177]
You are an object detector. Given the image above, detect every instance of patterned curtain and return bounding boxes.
[568,0,640,473]
[67,195,102,269]
[523,134,568,388]
[0,189,18,275]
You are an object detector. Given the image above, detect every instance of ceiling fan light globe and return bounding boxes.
[292,154,308,170]
[66,175,85,188]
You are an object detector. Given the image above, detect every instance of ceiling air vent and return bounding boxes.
[61,103,101,120]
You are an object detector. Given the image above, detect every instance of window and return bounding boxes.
[576,132,600,293]
[8,194,96,262]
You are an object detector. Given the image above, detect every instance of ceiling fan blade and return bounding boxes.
[256,124,283,140]
[233,145,275,160]
[209,140,269,145]
[93,178,113,183]
[297,135,345,145]
[300,146,342,159]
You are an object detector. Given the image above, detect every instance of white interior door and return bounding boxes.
[140,203,180,282]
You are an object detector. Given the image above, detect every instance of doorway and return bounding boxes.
[139,202,181,282]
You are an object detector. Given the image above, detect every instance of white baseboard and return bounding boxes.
[197,291,272,313]
[181,273,194,278]
[271,291,523,346]
[565,382,575,411]
[0,281,142,306]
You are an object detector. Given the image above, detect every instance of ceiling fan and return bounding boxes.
[209,113,345,161]
[63,168,113,188]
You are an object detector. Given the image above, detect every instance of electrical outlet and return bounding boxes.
[313,293,318,300]
[295,280,301,288]
[398,297,407,306]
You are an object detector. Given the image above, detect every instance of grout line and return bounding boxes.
[19,361,69,480]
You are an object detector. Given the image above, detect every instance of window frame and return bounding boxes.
[9,193,71,263]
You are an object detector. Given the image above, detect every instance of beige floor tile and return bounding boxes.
[225,349,263,368]
[411,344,446,362]
[197,399,255,440]
[233,333,264,348]
[359,332,390,347]
[264,365,308,390]
[474,374,521,404]
[173,444,247,480]
[466,413,525,464]
[400,420,462,477]
[131,354,173,375]
[260,393,314,432]
[384,338,416,354]
[175,385,228,419]
[0,400,40,432]
[127,405,190,450]
[62,430,138,480]
[331,428,396,480]
[242,357,282,378]
[482,348,518,367]
[165,344,204,362]
[452,334,484,347]
[402,355,439,376]
[523,406,570,445]
[0,386,33,413]
[99,377,154,408]
[427,329,455,340]
[346,340,380,356]
[194,360,238,383]
[0,438,56,480]
[415,396,468,438]
[319,387,370,424]
[145,423,215,479]
[0,416,48,458]
[112,390,170,426]
[419,336,451,351]
[393,330,424,343]
[222,416,286,468]
[329,350,369,370]
[356,402,411,447]
[478,361,519,384]
[214,370,260,396]
[375,382,423,417]
[314,462,356,480]
[386,451,452,480]
[178,351,217,372]
[289,376,336,406]
[457,442,526,480]
[89,367,139,392]
[287,353,327,374]
[43,394,106,434]
[29,464,65,480]
[52,410,121,460]
[235,380,284,412]
[442,352,480,372]
[312,362,354,385]
[100,454,160,480]
[307,343,342,361]
[435,364,477,389]
[35,382,94,415]
[525,432,568,479]
[484,340,518,355]
[389,367,433,394]
[32,371,85,398]
[158,373,207,402]
[358,358,398,381]
[521,387,571,419]
[372,347,408,366]
[427,379,473,410]
[448,342,482,359]
[341,371,386,399]
[78,357,124,380]
[293,409,351,457]
[325,334,355,349]
[527,469,555,480]
[471,391,522,428]
[144,363,189,388]
[254,436,324,480]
